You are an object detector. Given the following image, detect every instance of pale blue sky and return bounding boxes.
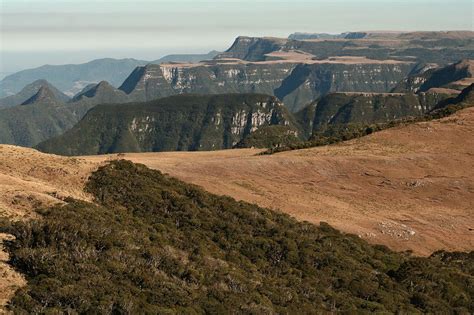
[1,0,473,74]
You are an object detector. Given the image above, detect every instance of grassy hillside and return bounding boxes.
[1,160,472,313]
[36,94,298,155]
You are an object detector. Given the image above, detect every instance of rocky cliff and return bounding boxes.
[118,61,415,112]
[302,91,453,133]
[392,59,473,93]
[36,94,298,155]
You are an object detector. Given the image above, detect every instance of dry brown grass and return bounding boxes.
[1,107,474,311]
[160,54,412,68]
[83,107,474,256]
[0,145,98,312]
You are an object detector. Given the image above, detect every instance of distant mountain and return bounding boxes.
[288,32,348,40]
[219,32,474,65]
[0,80,70,109]
[0,53,223,99]
[71,81,129,104]
[0,58,148,98]
[0,80,99,147]
[21,86,62,106]
[36,94,298,155]
[0,87,87,147]
[152,51,220,64]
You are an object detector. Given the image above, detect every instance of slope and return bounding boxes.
[83,106,474,256]
[1,160,473,313]
[0,107,473,310]
[0,145,97,311]
[392,59,474,93]
[36,94,299,155]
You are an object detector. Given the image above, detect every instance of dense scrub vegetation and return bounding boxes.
[36,93,296,155]
[1,160,472,313]
[234,125,301,149]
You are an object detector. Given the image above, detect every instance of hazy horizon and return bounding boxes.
[1,0,473,76]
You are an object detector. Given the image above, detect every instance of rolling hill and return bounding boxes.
[0,157,473,313]
[80,105,474,256]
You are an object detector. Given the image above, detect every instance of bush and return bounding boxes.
[1,161,472,313]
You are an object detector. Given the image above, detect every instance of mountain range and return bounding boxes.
[0,32,473,150]
[0,51,221,98]
[35,84,473,155]
[0,58,472,149]
[1,30,474,314]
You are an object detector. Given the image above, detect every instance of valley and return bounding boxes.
[0,29,473,312]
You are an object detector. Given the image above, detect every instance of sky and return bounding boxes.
[1,0,473,76]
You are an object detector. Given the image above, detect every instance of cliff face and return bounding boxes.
[305,92,452,133]
[216,36,287,61]
[36,94,297,155]
[392,59,473,93]
[119,62,415,112]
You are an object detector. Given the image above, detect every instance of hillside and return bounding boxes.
[0,81,100,147]
[1,160,473,313]
[0,145,96,309]
[36,94,299,155]
[0,79,130,147]
[71,80,129,104]
[307,91,452,132]
[82,106,474,256]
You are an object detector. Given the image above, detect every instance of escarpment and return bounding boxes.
[36,93,298,155]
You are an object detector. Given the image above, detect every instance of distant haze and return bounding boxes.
[1,0,473,74]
